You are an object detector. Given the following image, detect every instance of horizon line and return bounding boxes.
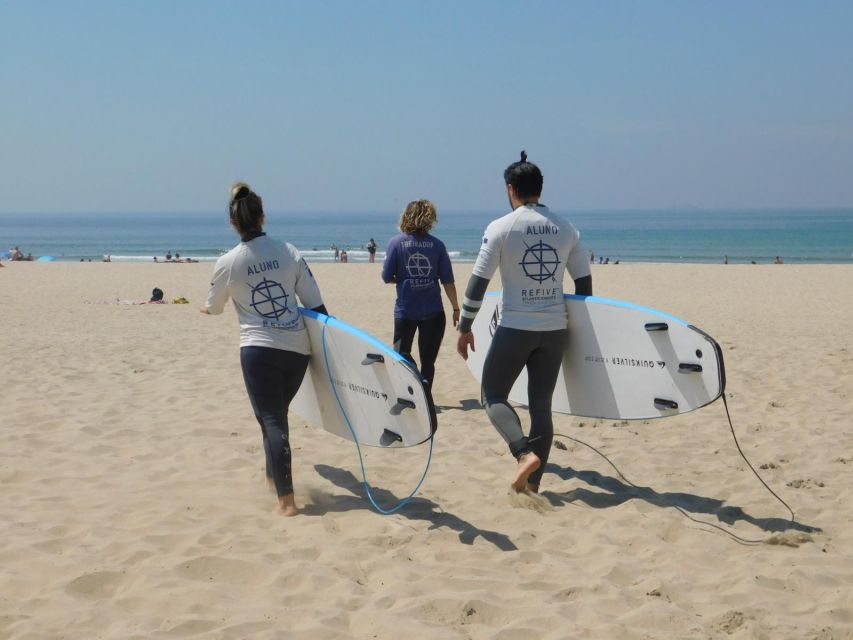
[2,205,853,216]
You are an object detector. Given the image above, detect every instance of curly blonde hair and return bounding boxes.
[399,199,437,235]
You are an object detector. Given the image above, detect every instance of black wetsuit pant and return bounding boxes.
[393,310,446,388]
[240,346,310,497]
[481,326,567,486]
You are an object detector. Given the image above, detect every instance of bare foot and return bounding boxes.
[526,483,540,494]
[511,453,541,492]
[274,493,299,517]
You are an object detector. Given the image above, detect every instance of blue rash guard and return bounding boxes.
[381,232,455,321]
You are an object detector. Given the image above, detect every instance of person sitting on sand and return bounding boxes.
[456,151,592,494]
[147,287,166,304]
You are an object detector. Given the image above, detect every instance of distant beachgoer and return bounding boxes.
[724,255,729,264]
[367,238,377,263]
[166,251,172,261]
[774,256,784,264]
[590,251,595,263]
[147,287,166,303]
[751,260,757,265]
[382,199,459,389]
[456,151,592,494]
[202,182,328,517]
[340,249,348,263]
[103,255,112,262]
[332,244,339,261]
[153,256,159,262]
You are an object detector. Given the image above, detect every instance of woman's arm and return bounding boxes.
[442,282,460,327]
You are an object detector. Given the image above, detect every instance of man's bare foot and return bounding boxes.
[275,493,299,517]
[526,483,540,493]
[511,453,541,492]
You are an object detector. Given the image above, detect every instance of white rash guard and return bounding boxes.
[469,203,590,331]
[205,234,324,354]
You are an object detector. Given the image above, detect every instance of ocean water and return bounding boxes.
[1,209,852,264]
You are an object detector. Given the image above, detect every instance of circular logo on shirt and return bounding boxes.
[250,278,290,319]
[405,252,432,278]
[519,241,560,282]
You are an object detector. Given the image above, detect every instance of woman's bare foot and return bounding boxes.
[511,453,541,492]
[275,493,299,517]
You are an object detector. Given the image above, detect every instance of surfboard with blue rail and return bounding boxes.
[291,308,437,447]
[466,292,725,420]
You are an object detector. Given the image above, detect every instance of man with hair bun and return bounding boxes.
[457,152,592,493]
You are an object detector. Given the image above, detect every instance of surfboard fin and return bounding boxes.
[362,353,385,365]
[645,322,669,332]
[678,363,703,373]
[654,398,679,410]
[390,398,416,415]
[380,428,403,447]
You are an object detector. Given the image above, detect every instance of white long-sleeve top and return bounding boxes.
[205,234,324,354]
[470,203,590,331]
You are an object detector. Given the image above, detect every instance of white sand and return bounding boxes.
[2,261,852,639]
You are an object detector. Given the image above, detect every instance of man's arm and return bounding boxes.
[456,274,491,360]
[573,275,592,296]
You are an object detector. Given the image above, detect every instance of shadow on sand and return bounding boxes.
[542,462,821,537]
[304,463,518,551]
[435,398,482,414]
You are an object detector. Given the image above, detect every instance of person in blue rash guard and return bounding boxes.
[456,152,593,493]
[382,199,460,389]
[202,183,328,517]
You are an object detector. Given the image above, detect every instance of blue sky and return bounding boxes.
[2,1,852,213]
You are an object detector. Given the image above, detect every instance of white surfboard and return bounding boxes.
[291,308,437,448]
[466,292,725,420]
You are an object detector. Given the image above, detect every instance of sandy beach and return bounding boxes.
[2,260,852,639]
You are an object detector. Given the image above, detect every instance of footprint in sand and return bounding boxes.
[65,570,127,600]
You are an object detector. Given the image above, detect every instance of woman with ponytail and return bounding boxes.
[202,182,328,516]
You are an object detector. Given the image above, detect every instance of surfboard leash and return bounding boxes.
[720,393,795,523]
[553,396,795,545]
[320,318,434,515]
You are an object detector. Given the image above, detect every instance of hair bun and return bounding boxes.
[520,150,528,163]
[231,182,250,201]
